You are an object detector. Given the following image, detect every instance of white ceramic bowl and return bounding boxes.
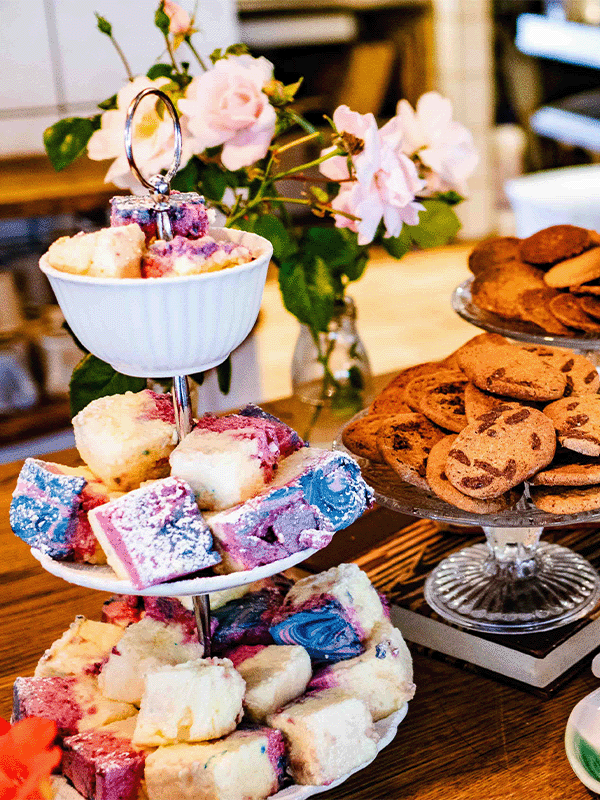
[565,687,600,793]
[39,228,273,378]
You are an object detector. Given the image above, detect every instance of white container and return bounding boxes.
[39,228,273,378]
[505,164,600,237]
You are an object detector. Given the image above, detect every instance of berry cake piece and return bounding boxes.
[205,448,373,573]
[133,658,245,746]
[13,675,136,737]
[88,477,220,590]
[10,458,87,559]
[144,727,286,800]
[232,644,312,722]
[267,688,378,785]
[62,717,148,800]
[101,595,144,627]
[141,235,254,277]
[98,615,204,705]
[45,225,145,278]
[110,193,212,244]
[72,390,177,492]
[239,403,306,458]
[211,575,293,652]
[35,616,124,679]
[169,413,283,511]
[309,620,415,721]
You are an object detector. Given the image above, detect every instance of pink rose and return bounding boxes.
[179,55,277,171]
[319,105,380,186]
[396,91,478,195]
[163,1,193,36]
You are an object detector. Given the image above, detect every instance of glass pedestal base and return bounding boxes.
[424,537,600,634]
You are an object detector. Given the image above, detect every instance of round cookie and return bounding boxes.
[464,384,522,424]
[530,484,600,514]
[457,339,567,402]
[377,412,445,491]
[419,375,469,432]
[404,369,465,412]
[342,414,387,462]
[544,396,600,456]
[516,287,572,335]
[426,434,520,514]
[520,225,591,266]
[467,237,521,276]
[471,261,546,320]
[570,282,600,296]
[579,294,600,320]
[369,387,412,417]
[519,345,599,396]
[444,406,556,499]
[547,294,600,333]
[530,449,600,487]
[544,246,600,288]
[377,362,442,394]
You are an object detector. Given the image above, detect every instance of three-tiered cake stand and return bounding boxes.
[32,89,407,800]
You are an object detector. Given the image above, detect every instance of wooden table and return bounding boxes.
[0,390,597,800]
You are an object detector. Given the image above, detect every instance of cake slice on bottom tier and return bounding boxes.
[205,448,373,572]
[144,727,286,800]
[267,688,378,785]
[35,616,124,678]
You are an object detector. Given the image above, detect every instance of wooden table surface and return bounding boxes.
[0,390,598,800]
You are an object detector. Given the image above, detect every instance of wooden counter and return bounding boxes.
[0,386,597,799]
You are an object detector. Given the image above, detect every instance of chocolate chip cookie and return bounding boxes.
[377,412,445,491]
[544,396,600,456]
[520,225,591,266]
[530,484,600,514]
[426,434,520,514]
[547,294,600,333]
[342,414,388,463]
[530,449,600,487]
[468,237,521,276]
[471,261,546,320]
[419,375,469,432]
[444,406,556,499]
[403,369,465,412]
[519,345,599,396]
[463,383,522,424]
[516,287,572,335]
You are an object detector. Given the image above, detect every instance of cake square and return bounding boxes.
[35,616,124,679]
[90,224,145,279]
[88,477,220,589]
[10,458,87,558]
[234,644,312,722]
[72,390,177,492]
[205,448,373,572]
[141,235,253,277]
[239,404,306,458]
[169,414,282,511]
[309,620,415,721]
[62,717,147,800]
[144,728,285,800]
[267,688,378,785]
[132,658,245,746]
[98,616,204,705]
[110,193,211,244]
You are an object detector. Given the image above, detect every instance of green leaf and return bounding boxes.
[198,162,228,202]
[279,254,316,332]
[95,12,112,36]
[381,226,412,259]
[69,354,146,417]
[279,253,336,335]
[436,190,463,206]
[44,116,100,172]
[171,157,200,193]
[236,214,298,264]
[216,356,232,394]
[405,199,461,249]
[147,63,174,80]
[301,227,367,284]
[98,94,118,111]
[209,43,250,65]
[155,2,170,35]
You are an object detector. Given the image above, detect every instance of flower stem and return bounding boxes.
[110,35,134,81]
[271,148,344,181]
[162,33,179,72]
[185,36,207,71]
[273,131,320,156]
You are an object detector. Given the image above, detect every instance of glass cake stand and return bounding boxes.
[334,418,600,635]
[452,278,600,362]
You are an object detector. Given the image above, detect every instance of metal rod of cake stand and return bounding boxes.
[171,375,212,656]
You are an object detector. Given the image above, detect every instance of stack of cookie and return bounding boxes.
[342,334,600,515]
[469,224,600,335]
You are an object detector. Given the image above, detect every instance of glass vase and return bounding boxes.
[291,295,373,414]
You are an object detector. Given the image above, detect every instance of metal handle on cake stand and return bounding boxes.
[125,87,211,655]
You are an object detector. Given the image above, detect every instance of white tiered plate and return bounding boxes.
[30,547,319,596]
[51,704,408,800]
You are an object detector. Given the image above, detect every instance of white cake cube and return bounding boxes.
[235,645,312,722]
[133,658,245,746]
[309,620,415,721]
[46,231,97,275]
[88,224,145,278]
[281,563,386,639]
[73,390,177,492]
[98,617,203,705]
[267,688,378,785]
[144,728,286,800]
[169,415,282,511]
[35,616,124,678]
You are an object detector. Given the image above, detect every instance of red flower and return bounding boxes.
[0,718,61,800]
